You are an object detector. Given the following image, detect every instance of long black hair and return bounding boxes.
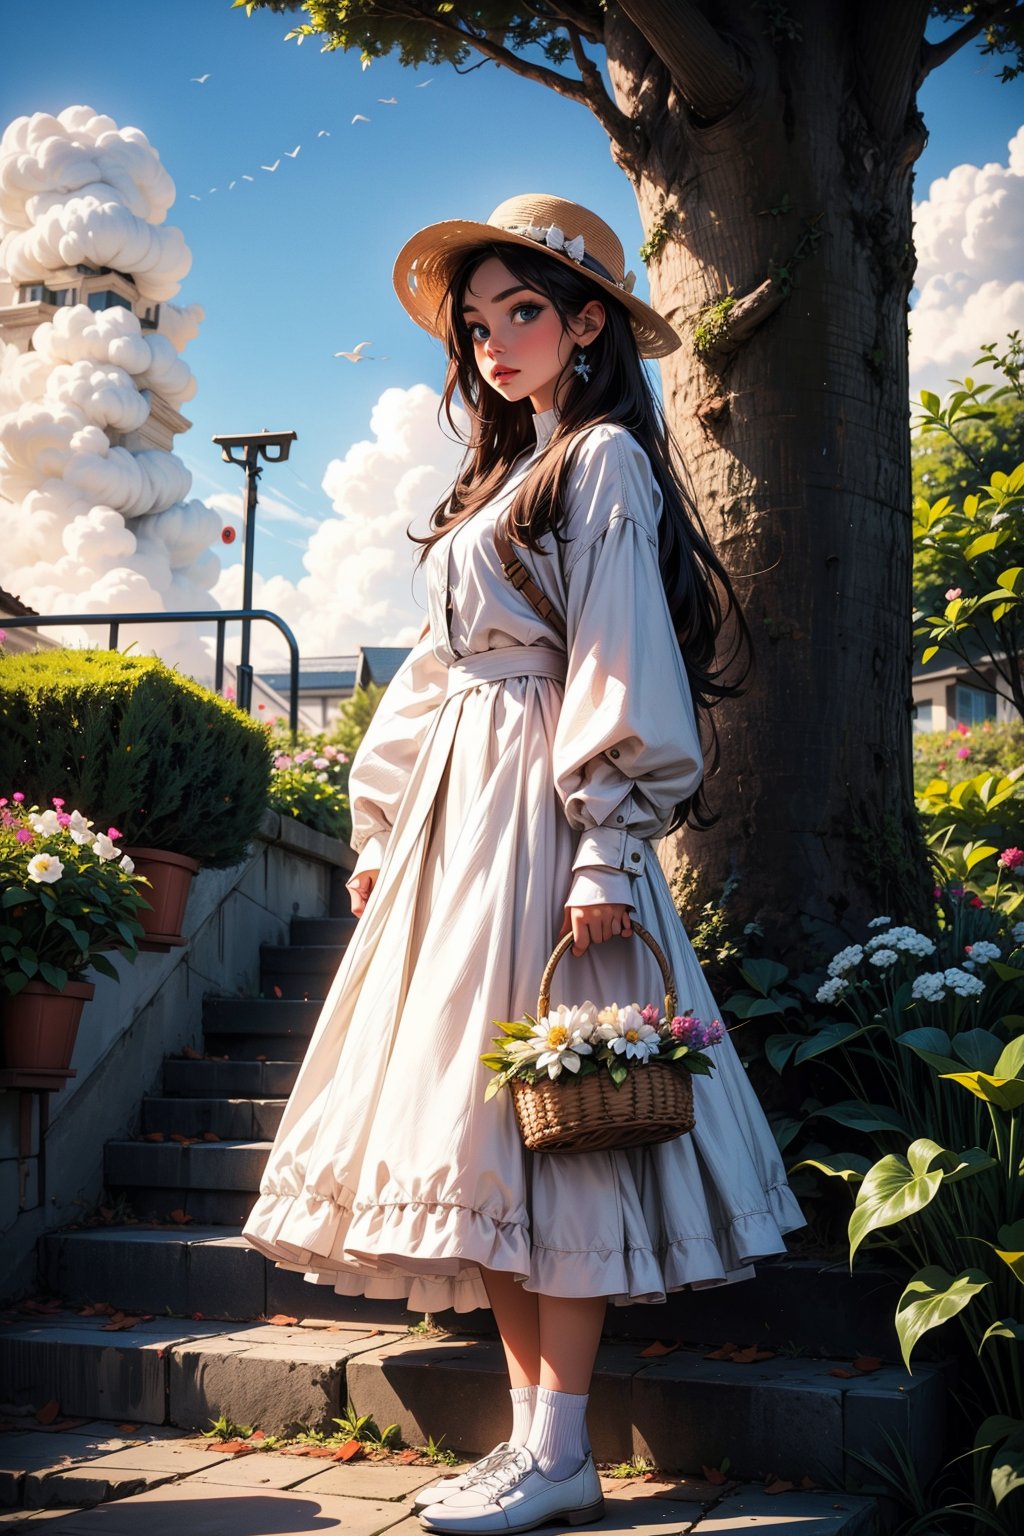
[410,239,754,834]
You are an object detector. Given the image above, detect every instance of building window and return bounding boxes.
[140,303,160,330]
[955,685,996,727]
[17,282,74,306]
[87,290,132,313]
[912,700,934,733]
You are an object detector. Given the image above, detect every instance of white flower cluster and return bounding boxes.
[26,805,135,884]
[866,916,892,929]
[864,925,936,959]
[868,948,899,969]
[911,967,986,1002]
[513,999,663,1080]
[827,945,864,978]
[815,977,850,1004]
[964,941,1001,965]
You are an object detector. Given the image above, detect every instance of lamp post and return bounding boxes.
[211,429,297,712]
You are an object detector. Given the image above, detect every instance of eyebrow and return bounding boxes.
[461,285,540,315]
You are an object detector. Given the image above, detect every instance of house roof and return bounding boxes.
[359,646,411,685]
[261,668,357,692]
[0,586,39,617]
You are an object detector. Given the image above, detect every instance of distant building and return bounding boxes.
[0,587,58,652]
[912,643,1021,733]
[259,645,412,731]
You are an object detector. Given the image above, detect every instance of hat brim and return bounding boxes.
[392,218,680,360]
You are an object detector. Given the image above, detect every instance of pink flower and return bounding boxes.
[273,754,293,771]
[15,829,33,844]
[107,826,122,840]
[0,630,5,644]
[970,896,984,908]
[933,886,942,900]
[999,847,1024,871]
[57,813,71,828]
[52,797,65,809]
[0,799,7,809]
[640,1004,662,1027]
[12,792,24,803]
[945,588,961,601]
[338,752,350,765]
[956,722,970,736]
[957,747,970,759]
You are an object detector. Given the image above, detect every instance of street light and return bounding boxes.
[212,429,297,712]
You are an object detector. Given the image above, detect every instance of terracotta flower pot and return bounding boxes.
[120,846,201,953]
[2,977,95,1072]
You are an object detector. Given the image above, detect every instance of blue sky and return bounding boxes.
[1,2,1021,622]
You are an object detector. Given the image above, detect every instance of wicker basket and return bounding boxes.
[509,923,696,1155]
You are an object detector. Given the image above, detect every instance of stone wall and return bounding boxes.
[0,809,354,1303]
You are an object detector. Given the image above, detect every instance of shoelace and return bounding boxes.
[456,1444,518,1487]
[459,1448,532,1500]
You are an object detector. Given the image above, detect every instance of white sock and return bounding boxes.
[524,1386,590,1480]
[509,1384,536,1447]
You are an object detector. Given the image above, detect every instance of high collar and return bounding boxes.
[531,406,559,449]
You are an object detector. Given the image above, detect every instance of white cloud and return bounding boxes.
[209,384,468,669]
[910,124,1024,389]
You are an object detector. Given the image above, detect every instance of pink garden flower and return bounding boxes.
[999,848,1024,872]
[945,588,961,601]
[15,829,33,844]
[957,747,971,759]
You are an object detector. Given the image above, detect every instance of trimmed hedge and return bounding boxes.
[0,650,273,869]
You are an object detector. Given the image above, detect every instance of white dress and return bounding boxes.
[241,405,807,1313]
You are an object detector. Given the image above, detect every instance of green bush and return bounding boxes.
[0,650,273,869]
[264,683,385,842]
[914,721,1024,794]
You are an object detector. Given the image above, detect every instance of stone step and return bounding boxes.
[291,914,357,946]
[260,943,346,1000]
[0,1413,881,1535]
[162,1057,299,1099]
[40,1228,414,1327]
[201,997,320,1034]
[0,1305,945,1491]
[105,1139,270,1195]
[140,1095,285,1140]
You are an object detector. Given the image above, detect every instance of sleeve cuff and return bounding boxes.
[572,826,647,875]
[350,830,389,876]
[566,866,637,909]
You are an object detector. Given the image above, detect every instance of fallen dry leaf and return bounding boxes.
[333,1440,363,1461]
[170,1134,196,1145]
[191,1312,206,1321]
[729,1346,776,1363]
[800,1476,819,1489]
[853,1355,882,1373]
[396,1449,422,1464]
[202,1132,221,1142]
[827,1367,857,1378]
[249,1431,267,1441]
[218,1439,257,1455]
[183,1046,204,1060]
[35,1400,61,1424]
[267,1315,299,1326]
[639,1340,677,1357]
[703,1342,740,1360]
[765,1478,796,1494]
[142,1132,166,1142]
[117,1423,141,1432]
[168,1210,193,1225]
[101,1314,143,1332]
[701,1464,729,1485]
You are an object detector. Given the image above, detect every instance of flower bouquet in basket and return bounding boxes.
[480,923,725,1155]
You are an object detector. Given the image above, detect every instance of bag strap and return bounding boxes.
[493,517,567,644]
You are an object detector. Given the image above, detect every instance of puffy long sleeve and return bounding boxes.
[348,630,449,875]
[552,426,704,909]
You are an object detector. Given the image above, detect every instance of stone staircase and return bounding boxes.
[1,913,955,1529]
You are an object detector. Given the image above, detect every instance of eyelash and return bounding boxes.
[468,303,542,342]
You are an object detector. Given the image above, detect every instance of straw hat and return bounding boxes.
[392,192,680,359]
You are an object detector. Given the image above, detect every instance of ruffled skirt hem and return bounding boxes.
[240,1176,807,1314]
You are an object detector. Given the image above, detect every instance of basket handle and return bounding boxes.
[537,922,677,1022]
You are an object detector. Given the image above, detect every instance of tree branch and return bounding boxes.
[615,0,749,120]
[517,0,604,47]
[918,0,1023,82]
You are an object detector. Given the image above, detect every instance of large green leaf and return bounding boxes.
[764,1033,803,1073]
[895,1265,991,1372]
[940,1034,1024,1110]
[849,1139,996,1264]
[979,1318,1024,1351]
[737,957,791,995]
[974,1416,1024,1509]
[788,1152,872,1183]
[793,1020,873,1064]
[952,1028,1006,1073]
[972,1219,1024,1284]
[810,1101,911,1135]
[896,1027,961,1074]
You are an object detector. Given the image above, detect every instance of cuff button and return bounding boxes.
[609,748,620,759]
[630,851,641,862]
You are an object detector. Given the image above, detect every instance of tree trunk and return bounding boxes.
[604,1,936,965]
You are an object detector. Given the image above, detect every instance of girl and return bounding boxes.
[242,193,806,1535]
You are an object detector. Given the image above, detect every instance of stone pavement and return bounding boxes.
[0,1417,880,1535]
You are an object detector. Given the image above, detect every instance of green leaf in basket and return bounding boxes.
[493,1018,536,1040]
[609,1062,629,1087]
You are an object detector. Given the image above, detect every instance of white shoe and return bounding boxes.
[412,1442,516,1509]
[418,1446,604,1533]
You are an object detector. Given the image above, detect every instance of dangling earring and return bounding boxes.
[573,347,591,383]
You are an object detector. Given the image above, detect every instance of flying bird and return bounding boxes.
[378,96,398,104]
[334,341,379,362]
[261,159,281,172]
[351,114,370,124]
[228,180,237,189]
[189,193,201,201]
[191,74,210,84]
[208,187,217,194]
[285,144,301,157]
[416,79,433,87]
[242,173,254,181]
[317,129,331,137]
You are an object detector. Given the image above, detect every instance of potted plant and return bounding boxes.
[0,795,149,1072]
[0,651,274,951]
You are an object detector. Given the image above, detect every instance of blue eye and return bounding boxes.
[469,303,541,342]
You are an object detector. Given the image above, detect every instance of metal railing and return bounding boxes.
[0,608,301,737]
